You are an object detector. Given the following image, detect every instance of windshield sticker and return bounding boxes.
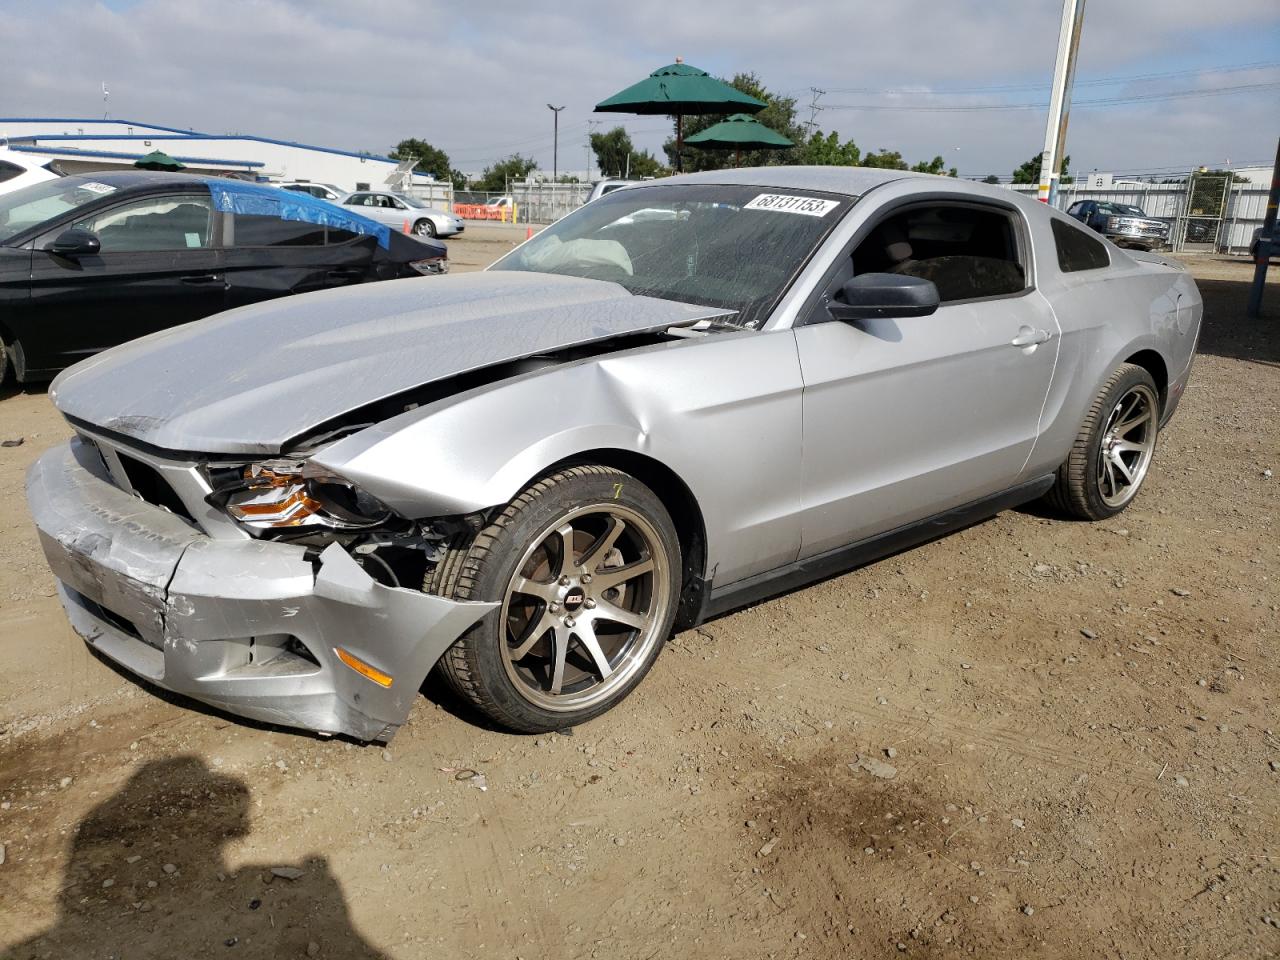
[744,194,839,217]
[78,182,117,196]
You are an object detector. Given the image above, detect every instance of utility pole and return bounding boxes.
[805,87,826,133]
[547,104,565,183]
[102,81,110,120]
[586,119,602,181]
[1037,0,1086,204]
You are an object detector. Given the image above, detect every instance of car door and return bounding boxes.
[25,192,223,372]
[343,192,395,230]
[792,199,1060,558]
[220,213,375,310]
[0,244,32,374]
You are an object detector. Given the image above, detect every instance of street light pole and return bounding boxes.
[1038,0,1086,204]
[547,104,565,183]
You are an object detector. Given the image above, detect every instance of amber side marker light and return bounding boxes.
[335,647,394,688]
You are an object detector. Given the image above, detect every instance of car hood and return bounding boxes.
[51,271,733,455]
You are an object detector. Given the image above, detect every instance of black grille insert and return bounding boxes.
[117,454,196,522]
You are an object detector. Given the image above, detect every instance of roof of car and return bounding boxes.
[663,165,926,198]
[60,170,232,192]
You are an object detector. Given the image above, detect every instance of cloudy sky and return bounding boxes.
[3,0,1278,179]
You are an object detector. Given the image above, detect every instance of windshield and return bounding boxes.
[0,177,120,242]
[1098,202,1146,217]
[392,193,427,208]
[490,183,852,328]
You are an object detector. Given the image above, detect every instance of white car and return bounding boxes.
[587,178,641,203]
[0,148,61,197]
[275,181,346,202]
[341,190,464,238]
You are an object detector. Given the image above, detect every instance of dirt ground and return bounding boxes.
[0,245,1276,960]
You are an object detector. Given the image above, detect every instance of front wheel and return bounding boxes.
[430,466,681,732]
[0,337,16,390]
[413,218,437,238]
[1046,363,1160,520]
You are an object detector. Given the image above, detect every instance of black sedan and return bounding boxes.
[0,172,448,386]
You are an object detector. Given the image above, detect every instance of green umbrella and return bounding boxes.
[133,150,185,171]
[685,113,794,167]
[595,58,766,170]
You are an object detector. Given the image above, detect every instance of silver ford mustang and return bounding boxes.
[27,168,1202,741]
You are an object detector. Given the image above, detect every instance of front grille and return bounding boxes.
[116,453,197,522]
[72,428,221,534]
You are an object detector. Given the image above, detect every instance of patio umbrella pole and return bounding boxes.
[735,147,741,168]
[676,114,683,173]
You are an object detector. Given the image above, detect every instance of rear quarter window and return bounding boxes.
[1051,218,1110,272]
[232,214,325,247]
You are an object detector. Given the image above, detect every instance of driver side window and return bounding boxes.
[73,195,213,252]
[851,203,1027,304]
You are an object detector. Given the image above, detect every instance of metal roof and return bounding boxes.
[5,143,263,168]
[1,121,396,163]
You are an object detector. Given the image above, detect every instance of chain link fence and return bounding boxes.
[1006,172,1264,254]
[448,169,1268,251]
[399,181,454,210]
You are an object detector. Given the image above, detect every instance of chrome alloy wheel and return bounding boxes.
[500,505,671,712]
[1096,383,1158,508]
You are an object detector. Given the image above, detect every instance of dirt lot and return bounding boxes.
[0,247,1276,960]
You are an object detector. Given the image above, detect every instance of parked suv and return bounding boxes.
[1067,200,1170,251]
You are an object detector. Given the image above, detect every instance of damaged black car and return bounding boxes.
[0,171,448,386]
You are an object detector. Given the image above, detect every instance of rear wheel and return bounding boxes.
[430,466,681,732]
[413,219,437,238]
[1046,363,1159,520]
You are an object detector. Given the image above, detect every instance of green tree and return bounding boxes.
[1012,152,1072,185]
[909,155,958,177]
[476,154,538,192]
[983,174,1001,184]
[796,131,861,166]
[590,126,667,179]
[388,138,453,182]
[861,149,908,170]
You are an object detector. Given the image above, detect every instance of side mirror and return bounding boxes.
[827,273,939,322]
[49,227,101,257]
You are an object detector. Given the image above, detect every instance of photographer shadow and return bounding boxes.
[4,756,388,960]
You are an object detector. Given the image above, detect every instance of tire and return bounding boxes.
[413,219,437,238]
[0,336,18,390]
[1045,363,1160,520]
[429,465,681,732]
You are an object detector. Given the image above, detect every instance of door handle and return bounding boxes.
[180,273,222,285]
[1011,326,1051,347]
[326,269,364,280]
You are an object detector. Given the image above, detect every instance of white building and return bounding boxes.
[0,117,440,195]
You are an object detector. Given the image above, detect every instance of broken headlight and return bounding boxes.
[217,462,396,531]
[409,256,448,275]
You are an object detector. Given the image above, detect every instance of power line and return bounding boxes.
[807,60,1280,97]
[822,80,1280,113]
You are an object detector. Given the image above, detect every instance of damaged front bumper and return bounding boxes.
[26,439,495,741]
